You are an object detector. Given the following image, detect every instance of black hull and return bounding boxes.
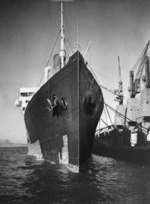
[93,131,150,165]
[25,51,103,172]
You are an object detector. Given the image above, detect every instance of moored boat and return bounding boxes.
[93,42,150,164]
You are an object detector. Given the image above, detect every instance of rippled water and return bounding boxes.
[0,147,150,204]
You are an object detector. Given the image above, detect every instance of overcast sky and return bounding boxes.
[0,0,150,143]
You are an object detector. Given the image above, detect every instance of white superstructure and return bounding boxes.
[15,87,38,113]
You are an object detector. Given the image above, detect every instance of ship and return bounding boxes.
[92,41,150,164]
[15,0,104,173]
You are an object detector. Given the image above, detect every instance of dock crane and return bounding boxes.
[128,41,150,98]
[114,56,123,105]
[100,56,124,105]
[98,56,126,133]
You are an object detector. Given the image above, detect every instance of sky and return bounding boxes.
[0,0,150,143]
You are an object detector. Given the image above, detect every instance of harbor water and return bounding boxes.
[0,146,150,204]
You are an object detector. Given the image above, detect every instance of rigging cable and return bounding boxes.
[105,103,113,126]
[46,30,61,67]
[105,102,147,133]
[63,3,74,55]
[37,30,60,87]
[64,30,73,56]
[103,104,108,125]
[38,72,45,87]
[36,2,60,87]
[100,117,110,128]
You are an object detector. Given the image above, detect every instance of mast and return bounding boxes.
[118,56,123,94]
[60,0,66,69]
[52,0,73,68]
[118,56,123,104]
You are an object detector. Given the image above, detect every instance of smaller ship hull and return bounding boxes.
[93,139,150,164]
[92,42,150,165]
[93,127,150,164]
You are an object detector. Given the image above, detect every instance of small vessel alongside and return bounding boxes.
[15,0,104,172]
[93,42,150,164]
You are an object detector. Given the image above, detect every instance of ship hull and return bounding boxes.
[93,128,150,164]
[25,51,103,172]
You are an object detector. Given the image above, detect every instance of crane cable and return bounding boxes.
[105,102,147,133]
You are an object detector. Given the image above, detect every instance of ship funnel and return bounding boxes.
[44,66,51,83]
[53,54,61,74]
